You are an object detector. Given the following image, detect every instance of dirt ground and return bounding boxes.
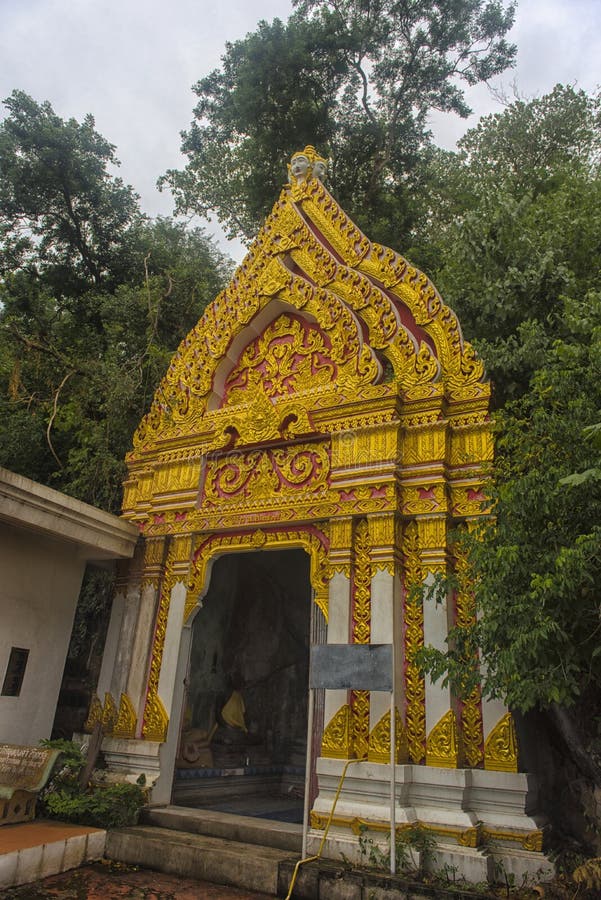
[0,861,277,899]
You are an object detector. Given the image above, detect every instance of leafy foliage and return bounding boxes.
[39,738,85,772]
[0,90,140,292]
[421,296,601,714]
[40,781,146,829]
[356,823,436,876]
[38,739,147,829]
[412,85,601,404]
[0,92,231,512]
[0,93,232,723]
[163,0,516,246]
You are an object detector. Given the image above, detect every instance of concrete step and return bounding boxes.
[106,823,500,899]
[142,805,303,853]
[106,824,294,895]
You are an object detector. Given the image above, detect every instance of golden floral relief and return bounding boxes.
[113,693,137,740]
[402,522,426,764]
[223,313,338,404]
[426,710,462,769]
[201,443,330,510]
[128,148,487,458]
[321,704,353,759]
[368,709,408,763]
[484,712,518,772]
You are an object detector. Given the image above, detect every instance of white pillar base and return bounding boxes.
[101,737,162,789]
[310,757,552,884]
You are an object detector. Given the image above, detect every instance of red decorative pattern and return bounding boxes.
[221,313,338,406]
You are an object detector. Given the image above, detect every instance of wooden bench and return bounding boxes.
[0,743,62,825]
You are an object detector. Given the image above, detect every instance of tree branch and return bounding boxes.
[59,177,102,285]
[46,370,75,468]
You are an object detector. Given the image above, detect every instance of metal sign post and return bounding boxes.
[307,644,396,875]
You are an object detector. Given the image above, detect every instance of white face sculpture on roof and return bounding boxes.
[290,153,310,182]
[312,159,327,181]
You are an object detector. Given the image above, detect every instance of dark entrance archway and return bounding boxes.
[172,548,312,823]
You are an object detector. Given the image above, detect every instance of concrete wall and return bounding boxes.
[0,523,86,744]
[0,466,139,746]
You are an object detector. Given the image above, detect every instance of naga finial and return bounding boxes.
[288,145,328,184]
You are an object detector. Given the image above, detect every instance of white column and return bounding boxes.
[369,567,396,728]
[109,577,144,702]
[154,618,192,805]
[96,587,125,700]
[323,571,351,725]
[127,581,161,727]
[422,570,453,737]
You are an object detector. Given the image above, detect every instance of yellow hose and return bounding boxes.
[285,758,361,900]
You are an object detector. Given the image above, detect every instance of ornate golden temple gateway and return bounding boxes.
[90,147,550,882]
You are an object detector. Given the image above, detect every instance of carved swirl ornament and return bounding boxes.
[201,442,330,510]
[222,313,340,405]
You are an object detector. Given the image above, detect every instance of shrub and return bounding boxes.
[38,738,146,829]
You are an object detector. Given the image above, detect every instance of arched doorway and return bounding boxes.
[173,548,314,823]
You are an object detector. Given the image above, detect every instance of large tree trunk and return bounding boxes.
[548,703,601,788]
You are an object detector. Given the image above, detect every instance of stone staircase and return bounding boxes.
[105,805,499,898]
[105,805,301,895]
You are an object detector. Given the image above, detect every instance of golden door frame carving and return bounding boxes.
[184,524,331,624]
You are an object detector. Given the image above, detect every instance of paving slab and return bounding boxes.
[0,821,101,854]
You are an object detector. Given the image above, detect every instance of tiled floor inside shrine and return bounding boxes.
[173,765,305,824]
[172,765,305,823]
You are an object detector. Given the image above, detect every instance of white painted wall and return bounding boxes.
[0,523,86,744]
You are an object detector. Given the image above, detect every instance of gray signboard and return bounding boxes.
[309,644,393,691]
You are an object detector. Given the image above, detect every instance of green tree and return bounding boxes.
[414,89,601,824]
[0,90,141,293]
[412,85,601,403]
[0,94,232,725]
[163,0,516,247]
[0,92,231,511]
[421,296,601,786]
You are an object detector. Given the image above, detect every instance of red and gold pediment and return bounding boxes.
[129,152,487,462]
[123,147,491,529]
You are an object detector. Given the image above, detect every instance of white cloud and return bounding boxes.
[0,0,294,257]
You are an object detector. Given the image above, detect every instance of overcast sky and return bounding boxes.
[1,0,600,260]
